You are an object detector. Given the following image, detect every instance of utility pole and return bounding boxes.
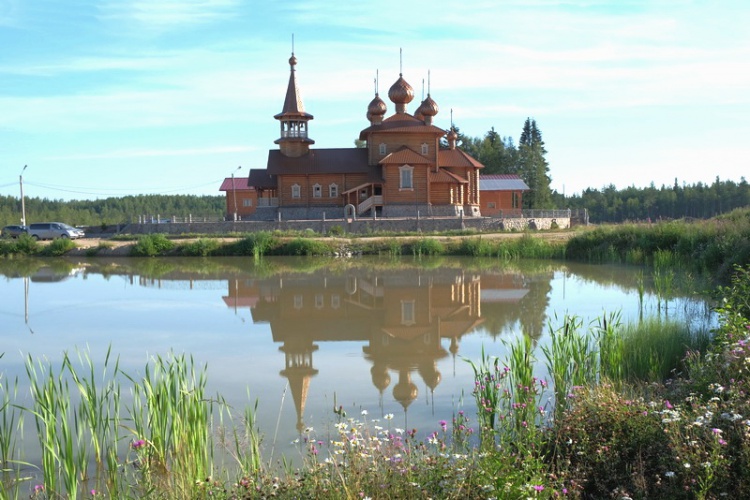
[232,166,241,221]
[20,165,27,226]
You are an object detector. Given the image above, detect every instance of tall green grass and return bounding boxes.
[566,210,750,281]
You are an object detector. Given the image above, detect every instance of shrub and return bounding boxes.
[180,238,220,257]
[40,238,76,256]
[327,225,344,237]
[275,237,333,256]
[130,234,175,257]
[410,238,444,256]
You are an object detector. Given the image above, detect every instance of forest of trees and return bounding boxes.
[457,119,749,222]
[453,117,554,209]
[0,194,224,227]
[556,177,750,223]
[2,118,748,227]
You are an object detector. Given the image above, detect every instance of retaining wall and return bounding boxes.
[122,216,569,235]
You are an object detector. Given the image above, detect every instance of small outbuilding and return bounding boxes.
[219,177,257,220]
[479,174,530,217]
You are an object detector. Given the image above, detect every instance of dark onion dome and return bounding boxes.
[388,74,414,105]
[368,93,387,116]
[417,94,438,117]
[289,54,297,66]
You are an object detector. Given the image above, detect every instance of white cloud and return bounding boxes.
[97,0,240,29]
[45,145,257,161]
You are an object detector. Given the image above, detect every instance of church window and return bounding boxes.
[379,143,387,155]
[292,184,301,199]
[313,183,322,198]
[399,165,414,190]
[329,183,338,198]
[421,143,428,155]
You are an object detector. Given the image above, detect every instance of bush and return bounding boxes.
[180,238,220,257]
[0,234,39,256]
[327,225,345,237]
[410,238,444,256]
[130,233,175,257]
[40,238,76,256]
[275,238,333,256]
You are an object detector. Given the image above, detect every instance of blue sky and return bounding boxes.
[1,0,748,202]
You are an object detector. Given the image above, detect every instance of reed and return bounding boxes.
[122,352,215,496]
[24,352,88,498]
[542,315,597,416]
[0,355,23,491]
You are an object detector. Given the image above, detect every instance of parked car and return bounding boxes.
[27,222,85,240]
[1,225,27,238]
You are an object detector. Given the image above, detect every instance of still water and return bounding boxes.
[0,256,712,462]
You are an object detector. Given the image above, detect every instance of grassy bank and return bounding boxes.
[4,209,749,282]
[565,207,750,281]
[1,265,748,498]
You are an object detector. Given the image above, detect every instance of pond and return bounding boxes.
[0,256,714,467]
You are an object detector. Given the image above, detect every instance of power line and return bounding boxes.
[21,178,227,198]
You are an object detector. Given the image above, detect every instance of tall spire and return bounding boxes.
[274,45,314,157]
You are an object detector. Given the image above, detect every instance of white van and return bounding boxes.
[28,222,85,240]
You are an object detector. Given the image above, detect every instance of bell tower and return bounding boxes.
[274,52,314,157]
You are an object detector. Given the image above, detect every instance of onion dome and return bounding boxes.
[388,74,414,113]
[417,94,438,124]
[368,93,387,116]
[418,95,438,117]
[447,128,458,150]
[367,93,387,124]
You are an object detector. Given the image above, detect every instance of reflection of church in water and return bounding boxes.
[223,267,539,432]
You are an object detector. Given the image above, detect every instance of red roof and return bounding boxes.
[430,170,468,184]
[438,148,484,168]
[379,146,430,165]
[219,177,254,192]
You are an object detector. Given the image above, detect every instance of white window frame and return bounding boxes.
[379,143,387,155]
[329,183,339,198]
[421,143,428,155]
[401,300,416,326]
[313,183,322,198]
[243,198,253,207]
[399,164,414,190]
[291,184,301,199]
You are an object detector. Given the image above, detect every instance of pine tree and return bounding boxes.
[517,118,552,208]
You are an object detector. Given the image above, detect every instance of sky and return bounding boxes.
[1,0,749,203]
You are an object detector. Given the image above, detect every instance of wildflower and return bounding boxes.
[532,484,545,491]
[664,400,674,409]
[131,438,146,450]
[712,428,723,435]
[684,463,691,469]
[361,409,368,416]
[90,490,97,496]
[665,471,675,478]
[384,413,394,420]
[439,420,447,431]
[304,426,314,433]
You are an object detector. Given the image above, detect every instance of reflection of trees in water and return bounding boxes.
[518,274,553,342]
[478,272,553,342]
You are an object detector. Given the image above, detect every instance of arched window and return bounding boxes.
[399,164,414,190]
[313,183,322,198]
[291,184,301,199]
[379,143,387,155]
[329,183,339,198]
[421,143,428,155]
